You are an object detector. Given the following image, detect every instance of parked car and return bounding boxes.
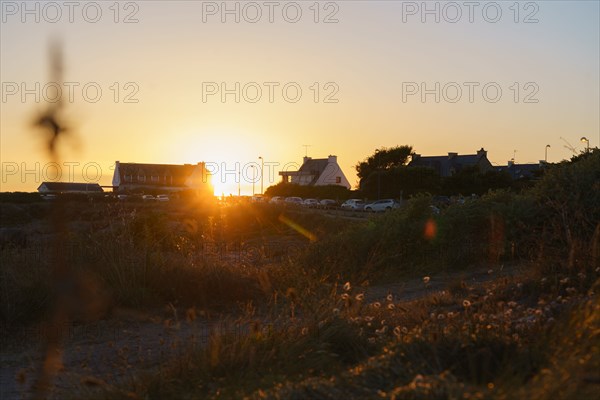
[341,199,365,210]
[269,196,284,204]
[365,199,401,212]
[319,199,337,209]
[251,195,265,202]
[156,194,170,202]
[142,195,156,201]
[285,196,303,205]
[117,194,128,201]
[302,198,319,208]
[364,199,401,212]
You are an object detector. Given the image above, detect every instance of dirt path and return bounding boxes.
[0,264,523,399]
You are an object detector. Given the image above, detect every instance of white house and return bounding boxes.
[279,155,351,189]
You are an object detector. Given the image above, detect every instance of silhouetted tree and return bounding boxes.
[355,146,414,182]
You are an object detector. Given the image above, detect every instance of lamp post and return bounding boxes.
[251,165,256,196]
[258,156,264,194]
[580,137,590,153]
[545,144,551,162]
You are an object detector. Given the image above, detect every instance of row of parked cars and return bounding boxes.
[116,194,170,202]
[341,198,401,212]
[268,196,339,209]
[268,196,401,212]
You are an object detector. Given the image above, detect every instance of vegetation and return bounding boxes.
[1,150,598,399]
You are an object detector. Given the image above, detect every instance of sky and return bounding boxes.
[1,0,599,195]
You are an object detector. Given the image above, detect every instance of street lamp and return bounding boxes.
[251,165,256,196]
[258,156,264,194]
[545,144,551,162]
[580,137,590,153]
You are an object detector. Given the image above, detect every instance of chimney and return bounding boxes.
[508,160,514,167]
[303,156,311,164]
[411,154,421,163]
[477,148,487,157]
[448,152,458,159]
[328,155,337,163]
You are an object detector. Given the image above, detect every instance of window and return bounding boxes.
[151,175,159,183]
[124,175,132,182]
[138,175,146,182]
[335,176,341,184]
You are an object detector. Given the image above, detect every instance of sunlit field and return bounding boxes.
[1,150,598,399]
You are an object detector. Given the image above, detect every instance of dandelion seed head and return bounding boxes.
[386,294,393,302]
[355,293,365,301]
[423,276,430,284]
[463,300,471,308]
[343,282,351,291]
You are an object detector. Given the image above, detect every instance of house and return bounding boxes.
[495,160,544,180]
[409,148,493,177]
[112,161,212,193]
[279,155,351,189]
[37,182,104,193]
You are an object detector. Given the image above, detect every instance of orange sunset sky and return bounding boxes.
[1,1,598,195]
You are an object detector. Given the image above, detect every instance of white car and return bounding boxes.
[156,194,170,202]
[269,196,284,204]
[364,199,401,212]
[142,195,156,201]
[285,196,303,205]
[302,198,319,208]
[319,199,337,209]
[341,199,365,210]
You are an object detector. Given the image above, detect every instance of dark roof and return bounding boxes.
[495,163,541,179]
[410,154,487,177]
[116,162,197,187]
[38,182,103,192]
[298,158,329,184]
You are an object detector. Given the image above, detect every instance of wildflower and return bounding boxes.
[423,276,430,284]
[341,293,350,300]
[401,327,409,334]
[364,316,374,322]
[437,314,445,320]
[462,300,471,308]
[343,282,351,291]
[375,326,388,335]
[393,326,402,337]
[332,308,340,316]
[373,302,381,309]
[559,277,569,284]
[507,301,517,308]
[386,294,393,302]
[301,327,309,335]
[355,293,365,301]
[387,303,395,310]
